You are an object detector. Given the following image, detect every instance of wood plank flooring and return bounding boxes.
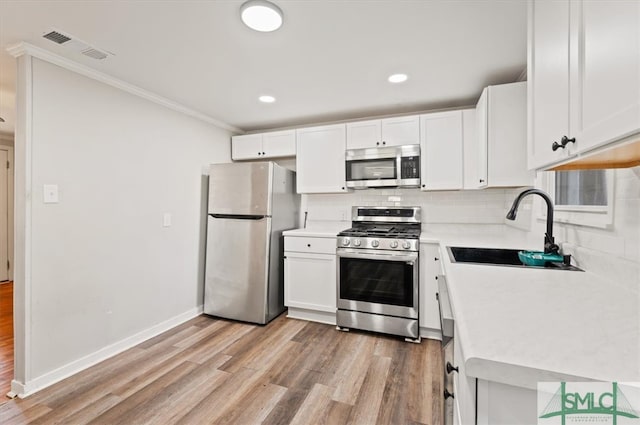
[0,281,13,399]
[0,313,443,424]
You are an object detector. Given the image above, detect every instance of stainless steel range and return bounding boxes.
[336,206,421,341]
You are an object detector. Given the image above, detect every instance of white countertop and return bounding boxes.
[283,222,347,238]
[426,231,640,390]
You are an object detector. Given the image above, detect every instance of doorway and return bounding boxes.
[0,144,14,400]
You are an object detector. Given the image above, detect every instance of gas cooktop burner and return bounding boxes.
[337,226,420,239]
[337,206,422,252]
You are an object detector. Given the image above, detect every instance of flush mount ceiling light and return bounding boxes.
[388,73,408,83]
[240,0,284,32]
[259,95,276,103]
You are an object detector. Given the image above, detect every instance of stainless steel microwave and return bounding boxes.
[345,144,420,189]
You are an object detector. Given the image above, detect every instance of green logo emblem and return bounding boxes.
[539,382,639,424]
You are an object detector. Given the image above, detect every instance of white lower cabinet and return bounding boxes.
[284,235,337,324]
[419,243,443,339]
[451,322,538,425]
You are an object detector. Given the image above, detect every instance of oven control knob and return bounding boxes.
[390,241,398,249]
[402,241,411,249]
[353,239,361,247]
[342,238,350,246]
[371,240,380,248]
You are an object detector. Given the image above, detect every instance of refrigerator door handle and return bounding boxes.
[209,213,268,220]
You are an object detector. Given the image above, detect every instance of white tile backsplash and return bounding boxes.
[302,166,640,290]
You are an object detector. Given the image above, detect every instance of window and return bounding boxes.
[541,169,614,228]
[555,170,608,207]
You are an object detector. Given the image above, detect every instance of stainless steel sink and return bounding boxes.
[447,246,583,271]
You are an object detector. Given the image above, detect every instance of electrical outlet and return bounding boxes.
[43,184,59,203]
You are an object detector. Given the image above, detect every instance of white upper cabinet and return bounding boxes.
[527,0,574,170]
[474,82,534,188]
[571,1,640,153]
[346,120,381,149]
[346,115,419,149]
[420,110,464,191]
[231,130,296,160]
[231,133,263,160]
[296,124,348,194]
[528,0,640,170]
[462,109,479,190]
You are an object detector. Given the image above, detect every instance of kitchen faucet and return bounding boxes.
[506,189,559,254]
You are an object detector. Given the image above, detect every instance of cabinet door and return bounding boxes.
[420,111,463,191]
[381,115,420,146]
[487,82,534,187]
[231,134,263,160]
[296,124,348,193]
[527,0,573,170]
[571,0,640,154]
[419,243,442,332]
[462,109,480,190]
[346,119,380,149]
[453,325,476,425]
[284,252,336,313]
[476,88,489,188]
[262,130,296,158]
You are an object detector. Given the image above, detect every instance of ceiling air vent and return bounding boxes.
[81,48,108,60]
[43,30,72,45]
[42,28,113,61]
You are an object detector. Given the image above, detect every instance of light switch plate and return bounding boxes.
[163,213,172,227]
[43,184,59,203]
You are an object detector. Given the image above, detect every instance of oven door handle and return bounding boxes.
[337,250,418,264]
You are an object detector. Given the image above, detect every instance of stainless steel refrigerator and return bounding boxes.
[204,162,299,324]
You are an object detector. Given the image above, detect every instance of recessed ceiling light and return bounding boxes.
[240,0,283,32]
[259,95,276,103]
[388,73,408,83]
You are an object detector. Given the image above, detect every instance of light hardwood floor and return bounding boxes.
[0,314,443,424]
[0,281,13,399]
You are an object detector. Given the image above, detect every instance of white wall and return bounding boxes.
[15,56,231,391]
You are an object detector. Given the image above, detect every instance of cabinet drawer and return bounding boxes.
[285,236,336,255]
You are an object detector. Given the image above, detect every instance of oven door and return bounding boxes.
[337,248,418,319]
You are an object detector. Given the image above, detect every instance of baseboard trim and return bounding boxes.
[287,307,336,325]
[12,305,204,398]
[420,327,443,341]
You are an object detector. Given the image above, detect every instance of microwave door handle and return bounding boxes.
[397,154,402,179]
[337,250,417,263]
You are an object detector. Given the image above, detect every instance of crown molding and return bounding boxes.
[6,42,242,133]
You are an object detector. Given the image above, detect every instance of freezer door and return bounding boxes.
[204,215,271,323]
[208,162,272,216]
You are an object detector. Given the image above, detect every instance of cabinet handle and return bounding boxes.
[258,152,262,156]
[552,135,576,151]
[435,276,438,280]
[446,362,459,374]
[421,184,426,188]
[444,389,455,399]
[307,244,311,247]
[434,257,439,261]
[479,179,485,183]
[341,186,345,190]
[382,141,386,145]
[376,142,380,146]
[262,152,266,155]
